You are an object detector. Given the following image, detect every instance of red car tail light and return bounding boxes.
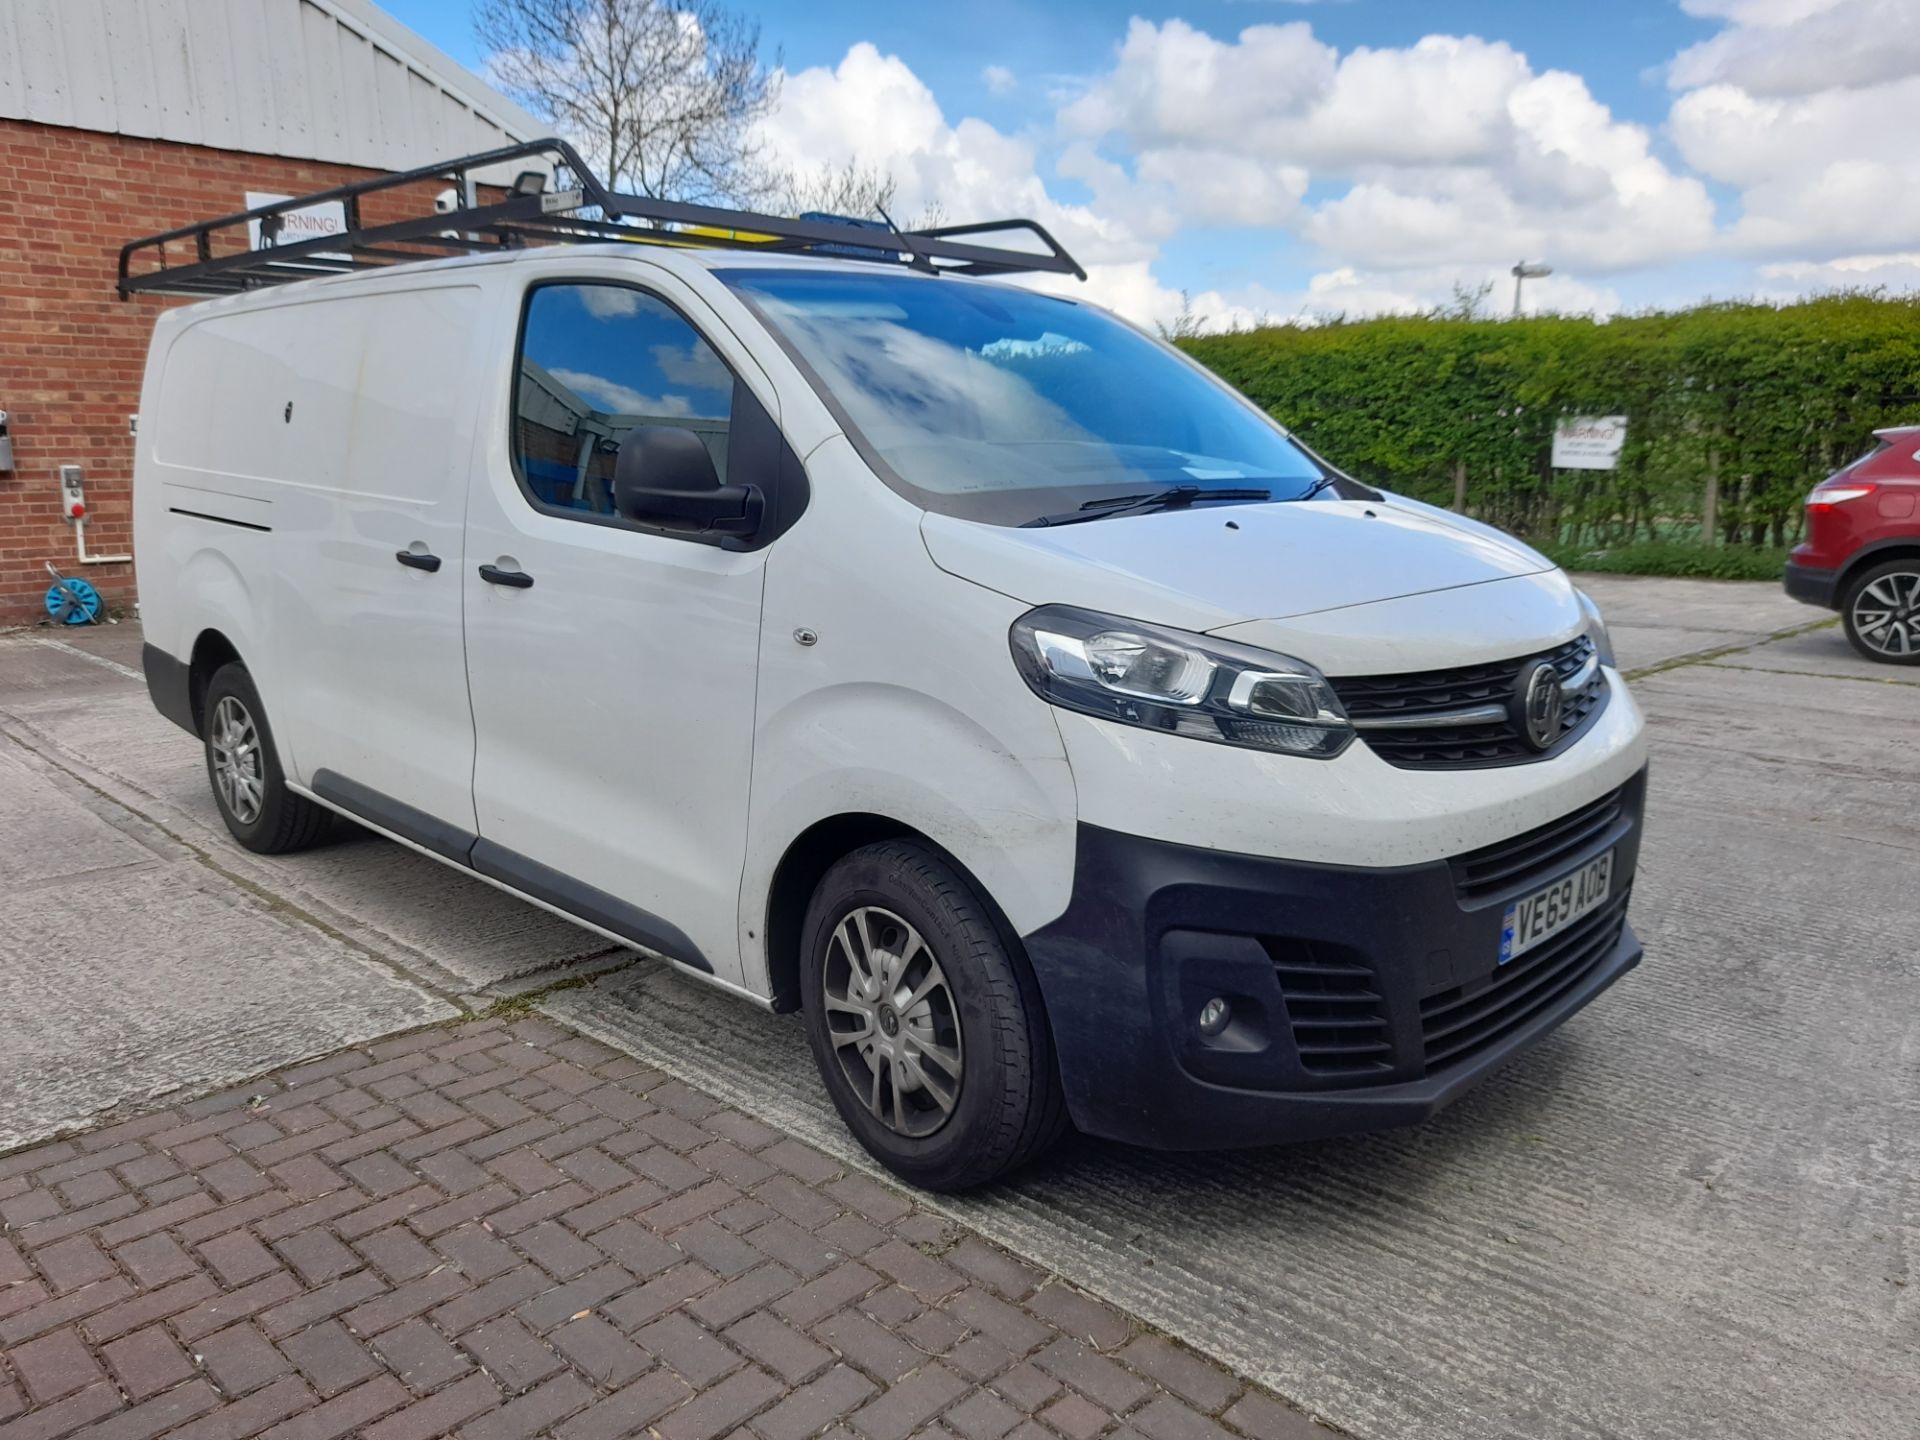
[1807,483,1878,509]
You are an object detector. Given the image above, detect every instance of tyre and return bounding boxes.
[201,662,333,853]
[1841,560,1920,664]
[799,840,1067,1191]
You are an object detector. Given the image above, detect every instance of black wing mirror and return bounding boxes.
[613,426,763,539]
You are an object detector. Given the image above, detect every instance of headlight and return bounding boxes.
[1009,605,1352,758]
[1575,589,1617,669]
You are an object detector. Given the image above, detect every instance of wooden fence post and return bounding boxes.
[1702,450,1720,546]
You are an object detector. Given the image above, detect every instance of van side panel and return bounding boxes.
[137,281,485,834]
[740,436,1080,994]
[134,309,279,743]
[133,315,184,681]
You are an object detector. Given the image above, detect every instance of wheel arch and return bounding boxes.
[762,814,1038,1017]
[763,813,916,1013]
[186,628,244,737]
[1839,540,1920,597]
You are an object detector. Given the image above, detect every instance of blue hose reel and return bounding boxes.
[45,573,103,625]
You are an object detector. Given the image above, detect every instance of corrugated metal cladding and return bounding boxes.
[0,0,548,173]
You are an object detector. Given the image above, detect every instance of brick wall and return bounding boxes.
[0,120,464,627]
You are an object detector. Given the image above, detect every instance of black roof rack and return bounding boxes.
[118,137,1086,299]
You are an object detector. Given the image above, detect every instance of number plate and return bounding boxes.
[1500,851,1613,964]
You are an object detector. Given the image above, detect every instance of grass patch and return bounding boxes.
[1539,540,1790,582]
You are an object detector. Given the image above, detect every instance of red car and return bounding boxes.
[1786,424,1920,663]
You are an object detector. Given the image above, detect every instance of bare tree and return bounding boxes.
[476,0,779,204]
[756,158,960,234]
[764,159,897,220]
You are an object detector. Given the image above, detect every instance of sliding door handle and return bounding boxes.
[394,549,442,572]
[478,563,534,589]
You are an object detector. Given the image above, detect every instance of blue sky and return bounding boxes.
[377,0,1920,328]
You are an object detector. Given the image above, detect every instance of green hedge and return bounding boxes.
[1181,292,1920,550]
[1535,540,1789,582]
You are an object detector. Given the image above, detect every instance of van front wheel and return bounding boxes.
[800,840,1066,1191]
[201,663,331,853]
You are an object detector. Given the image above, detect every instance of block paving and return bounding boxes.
[0,1017,1331,1440]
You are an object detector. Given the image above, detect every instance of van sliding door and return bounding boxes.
[271,284,483,848]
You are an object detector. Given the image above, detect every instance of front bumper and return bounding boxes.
[1023,767,1647,1150]
[1784,559,1840,609]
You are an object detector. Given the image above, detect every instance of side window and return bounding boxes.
[512,283,735,520]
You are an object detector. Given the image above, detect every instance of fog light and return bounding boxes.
[1197,997,1232,1037]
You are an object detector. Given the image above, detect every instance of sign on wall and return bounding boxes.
[1551,416,1630,471]
[245,192,347,252]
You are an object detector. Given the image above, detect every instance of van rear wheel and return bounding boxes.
[799,840,1066,1191]
[202,663,332,853]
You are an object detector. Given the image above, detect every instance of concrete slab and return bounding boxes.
[7,593,1916,1440]
[1606,623,1758,672]
[544,609,1920,1440]
[0,742,157,888]
[1712,622,1920,684]
[0,732,455,1151]
[1633,660,1920,771]
[31,621,148,674]
[0,649,621,992]
[1574,572,1809,635]
[1573,573,1824,671]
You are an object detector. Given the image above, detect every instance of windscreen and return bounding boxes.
[723,269,1325,525]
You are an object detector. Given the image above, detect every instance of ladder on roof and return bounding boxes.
[117,137,1086,299]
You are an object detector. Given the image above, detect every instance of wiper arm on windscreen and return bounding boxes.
[1021,485,1271,528]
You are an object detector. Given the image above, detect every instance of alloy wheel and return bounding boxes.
[1852,570,1920,658]
[210,694,265,824]
[821,905,964,1137]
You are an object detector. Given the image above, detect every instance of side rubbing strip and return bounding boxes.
[470,839,714,972]
[306,771,712,973]
[310,768,476,866]
[168,506,273,533]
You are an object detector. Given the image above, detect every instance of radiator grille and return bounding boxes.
[1332,636,1607,771]
[1420,895,1629,1072]
[1450,785,1628,903]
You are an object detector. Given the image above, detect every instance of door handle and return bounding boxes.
[478,563,534,589]
[394,549,442,572]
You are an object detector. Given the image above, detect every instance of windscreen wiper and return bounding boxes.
[1022,485,1272,528]
[1297,474,1343,501]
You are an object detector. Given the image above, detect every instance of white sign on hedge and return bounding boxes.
[1551,415,1629,471]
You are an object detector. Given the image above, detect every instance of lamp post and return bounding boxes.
[1511,260,1552,317]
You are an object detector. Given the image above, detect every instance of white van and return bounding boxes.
[127,151,1648,1189]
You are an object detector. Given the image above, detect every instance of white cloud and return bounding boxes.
[650,340,731,392]
[1761,251,1920,282]
[1670,0,1920,96]
[1746,251,1920,308]
[549,368,693,419]
[748,12,1917,335]
[1181,265,1620,329]
[1680,0,1845,20]
[753,43,1172,322]
[580,286,643,319]
[1059,20,1714,272]
[1667,0,1920,264]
